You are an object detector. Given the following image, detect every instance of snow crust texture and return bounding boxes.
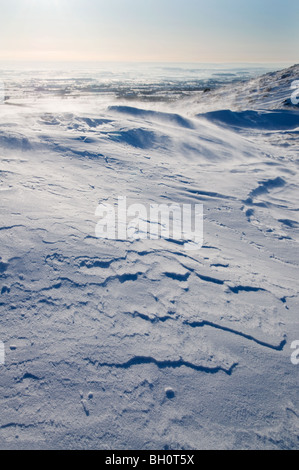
[0,64,298,449]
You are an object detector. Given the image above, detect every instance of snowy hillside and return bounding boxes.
[182,63,299,113]
[0,64,298,449]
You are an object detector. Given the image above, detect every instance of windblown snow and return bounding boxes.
[0,64,298,449]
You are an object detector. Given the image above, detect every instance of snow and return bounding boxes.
[0,63,298,449]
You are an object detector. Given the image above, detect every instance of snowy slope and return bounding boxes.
[0,64,298,449]
[181,63,299,113]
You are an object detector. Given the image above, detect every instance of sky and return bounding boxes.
[0,0,298,63]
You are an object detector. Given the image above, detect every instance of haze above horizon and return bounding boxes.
[0,0,298,63]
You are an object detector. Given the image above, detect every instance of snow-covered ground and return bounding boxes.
[0,63,298,449]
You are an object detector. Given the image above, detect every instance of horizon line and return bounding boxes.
[0,59,296,65]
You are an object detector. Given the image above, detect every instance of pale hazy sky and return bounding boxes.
[0,0,298,63]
